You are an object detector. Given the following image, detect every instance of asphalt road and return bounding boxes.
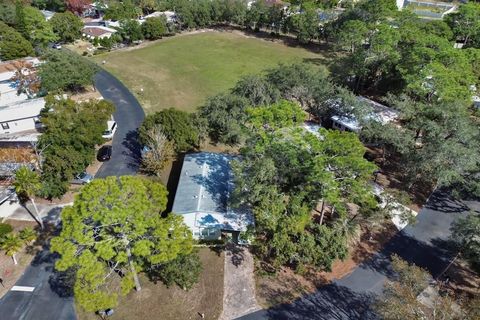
[0,70,145,320]
[237,190,480,320]
[94,69,145,178]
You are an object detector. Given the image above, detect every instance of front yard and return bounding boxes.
[77,248,224,320]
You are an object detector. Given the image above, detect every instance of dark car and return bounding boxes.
[97,145,112,162]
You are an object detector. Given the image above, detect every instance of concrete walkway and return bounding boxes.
[220,245,261,320]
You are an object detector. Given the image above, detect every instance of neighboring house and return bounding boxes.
[82,26,117,39]
[331,97,399,133]
[41,10,55,21]
[140,11,177,23]
[0,100,44,135]
[0,59,44,137]
[172,152,253,240]
[397,0,457,19]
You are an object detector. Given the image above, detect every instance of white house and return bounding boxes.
[140,11,176,23]
[0,99,45,135]
[331,97,399,132]
[171,153,253,240]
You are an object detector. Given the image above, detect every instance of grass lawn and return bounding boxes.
[92,30,322,113]
[77,248,224,320]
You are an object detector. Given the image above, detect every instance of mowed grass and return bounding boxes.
[92,31,321,113]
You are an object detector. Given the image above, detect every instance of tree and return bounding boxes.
[446,2,480,47]
[231,74,280,107]
[141,125,174,176]
[51,176,193,312]
[151,251,202,290]
[119,19,143,43]
[285,6,320,44]
[104,0,140,20]
[376,254,459,320]
[1,233,23,265]
[450,213,480,271]
[19,227,37,244]
[13,166,44,230]
[199,93,249,145]
[15,0,27,38]
[141,16,167,40]
[0,21,34,60]
[233,101,377,271]
[39,50,97,92]
[335,19,369,54]
[139,108,202,152]
[23,5,57,47]
[39,97,114,198]
[49,11,83,43]
[65,0,91,15]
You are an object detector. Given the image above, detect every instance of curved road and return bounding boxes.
[95,69,145,178]
[238,190,479,320]
[0,70,145,320]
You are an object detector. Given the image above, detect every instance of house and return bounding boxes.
[41,10,55,21]
[141,11,176,23]
[82,26,117,39]
[397,0,457,19]
[331,97,399,132]
[0,59,44,137]
[171,152,253,240]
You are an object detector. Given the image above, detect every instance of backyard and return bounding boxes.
[91,30,323,113]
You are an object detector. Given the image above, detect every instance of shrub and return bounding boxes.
[0,223,13,239]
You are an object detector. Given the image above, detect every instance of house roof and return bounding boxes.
[0,98,45,122]
[82,26,116,37]
[332,96,399,131]
[172,152,253,232]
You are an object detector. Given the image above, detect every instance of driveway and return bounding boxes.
[94,69,145,178]
[236,190,479,320]
[220,245,261,320]
[0,70,145,320]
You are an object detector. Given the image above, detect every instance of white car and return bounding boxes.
[102,121,117,140]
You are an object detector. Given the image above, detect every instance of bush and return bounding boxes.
[154,252,202,290]
[0,223,13,238]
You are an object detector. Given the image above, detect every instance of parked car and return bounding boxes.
[71,172,94,185]
[97,145,112,161]
[52,43,62,49]
[102,121,117,140]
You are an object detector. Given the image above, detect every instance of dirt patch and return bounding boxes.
[77,248,224,320]
[255,223,398,308]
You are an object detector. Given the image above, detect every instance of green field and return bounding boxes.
[92,31,321,113]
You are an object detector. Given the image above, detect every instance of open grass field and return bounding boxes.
[92,30,322,113]
[77,248,224,320]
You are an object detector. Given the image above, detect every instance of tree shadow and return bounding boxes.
[48,268,75,298]
[121,129,143,171]
[237,283,379,320]
[424,189,470,213]
[165,153,185,213]
[225,244,245,267]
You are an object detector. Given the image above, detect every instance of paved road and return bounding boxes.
[237,190,480,320]
[0,70,144,320]
[0,208,76,320]
[94,69,145,178]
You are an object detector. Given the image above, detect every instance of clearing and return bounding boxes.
[77,248,224,320]
[91,30,321,113]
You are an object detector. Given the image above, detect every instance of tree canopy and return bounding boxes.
[0,21,34,60]
[233,101,377,270]
[38,97,114,198]
[139,108,202,152]
[39,50,97,92]
[51,176,193,312]
[50,11,83,43]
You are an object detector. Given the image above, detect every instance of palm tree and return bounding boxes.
[19,227,37,244]
[1,233,23,265]
[13,166,44,229]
